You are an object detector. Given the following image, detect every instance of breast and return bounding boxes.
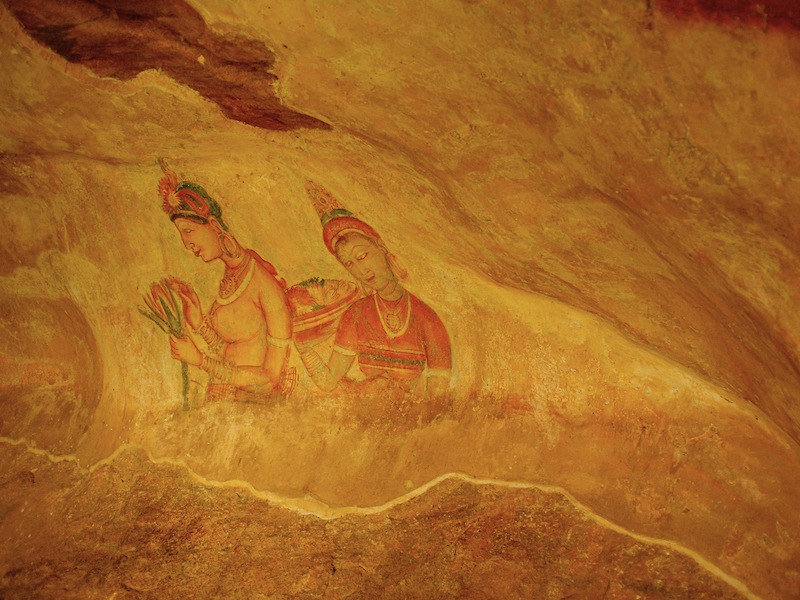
[210,295,266,345]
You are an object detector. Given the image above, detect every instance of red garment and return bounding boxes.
[247,249,286,291]
[333,292,451,381]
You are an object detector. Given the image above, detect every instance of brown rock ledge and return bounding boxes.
[2,0,329,131]
[0,442,747,599]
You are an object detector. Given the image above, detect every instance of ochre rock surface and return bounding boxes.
[0,0,799,598]
[0,295,101,453]
[0,443,746,599]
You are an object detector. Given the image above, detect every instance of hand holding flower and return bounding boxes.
[170,335,203,367]
[141,279,191,409]
[167,278,203,330]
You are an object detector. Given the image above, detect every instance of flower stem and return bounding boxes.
[181,361,189,411]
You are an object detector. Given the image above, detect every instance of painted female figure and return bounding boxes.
[158,170,293,402]
[297,182,452,421]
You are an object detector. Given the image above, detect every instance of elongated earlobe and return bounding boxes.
[218,231,242,259]
[208,217,224,234]
[388,253,408,281]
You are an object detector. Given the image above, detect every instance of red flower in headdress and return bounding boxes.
[158,170,182,215]
[158,169,212,220]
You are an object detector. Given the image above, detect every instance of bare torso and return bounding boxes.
[207,258,291,393]
[214,262,276,357]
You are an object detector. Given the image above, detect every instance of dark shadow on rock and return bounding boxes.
[3,0,330,131]
[655,0,800,32]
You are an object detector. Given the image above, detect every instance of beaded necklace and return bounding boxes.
[217,252,254,305]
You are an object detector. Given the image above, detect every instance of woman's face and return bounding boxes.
[336,234,394,292]
[173,217,221,262]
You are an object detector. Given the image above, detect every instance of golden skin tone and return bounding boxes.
[168,217,291,393]
[338,236,403,301]
[174,217,222,264]
[298,232,449,419]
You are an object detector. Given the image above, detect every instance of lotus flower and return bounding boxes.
[141,280,183,337]
[140,279,189,409]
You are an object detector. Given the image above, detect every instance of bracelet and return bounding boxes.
[200,354,236,384]
[196,315,225,355]
[267,334,292,348]
[299,349,326,377]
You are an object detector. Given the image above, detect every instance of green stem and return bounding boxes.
[181,361,189,411]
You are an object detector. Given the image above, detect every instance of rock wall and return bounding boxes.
[1,0,798,598]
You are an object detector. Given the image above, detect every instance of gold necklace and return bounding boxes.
[374,291,411,339]
[219,252,252,299]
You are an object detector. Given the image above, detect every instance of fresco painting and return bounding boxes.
[2,1,800,597]
[147,169,453,424]
[150,169,294,405]
[296,181,452,423]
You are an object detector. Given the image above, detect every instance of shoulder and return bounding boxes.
[341,294,375,320]
[352,294,376,310]
[252,262,282,289]
[245,252,282,292]
[408,292,444,324]
[250,261,289,311]
[334,294,374,346]
[240,250,280,287]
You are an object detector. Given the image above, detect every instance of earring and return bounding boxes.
[388,253,408,280]
[218,231,241,259]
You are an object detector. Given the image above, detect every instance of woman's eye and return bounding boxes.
[357,253,367,260]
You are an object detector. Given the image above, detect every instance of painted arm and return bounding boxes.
[295,304,358,391]
[170,273,292,393]
[420,303,453,420]
[297,346,355,391]
[226,274,292,390]
[420,374,449,422]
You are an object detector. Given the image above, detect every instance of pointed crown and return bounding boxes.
[305,180,354,225]
[305,180,381,255]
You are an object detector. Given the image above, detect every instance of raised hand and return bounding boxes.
[167,278,203,330]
